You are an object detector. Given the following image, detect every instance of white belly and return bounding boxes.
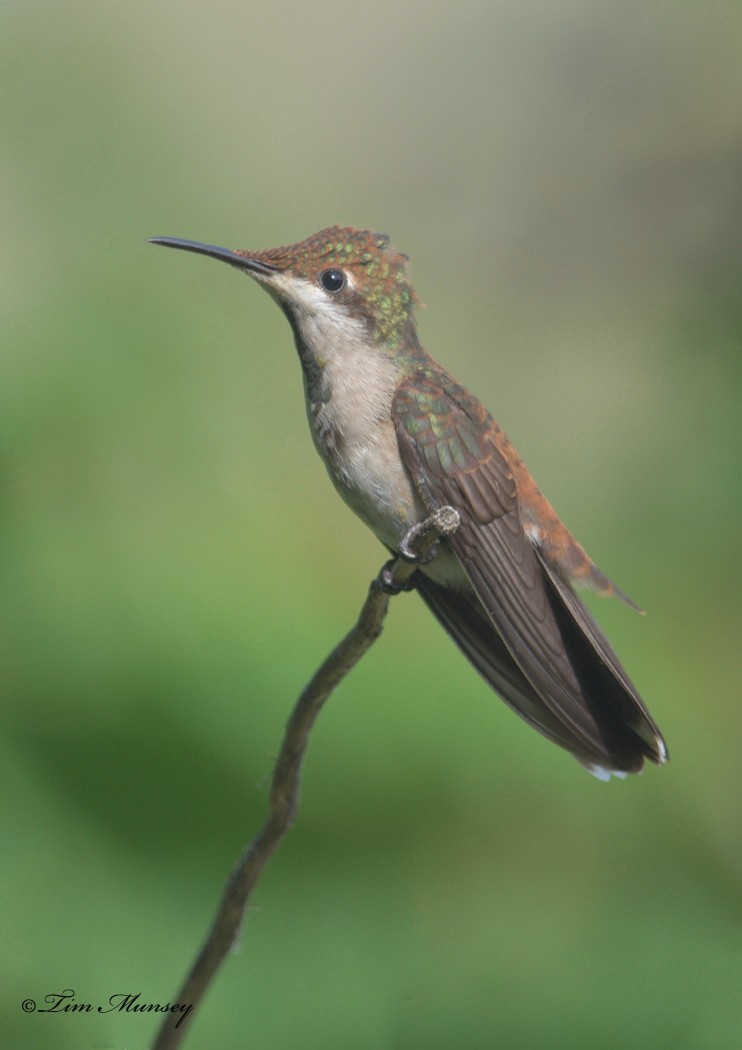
[310,398,426,549]
[307,386,465,591]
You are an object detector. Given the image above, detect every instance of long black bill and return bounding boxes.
[148,237,277,275]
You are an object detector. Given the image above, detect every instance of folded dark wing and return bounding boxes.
[393,369,665,773]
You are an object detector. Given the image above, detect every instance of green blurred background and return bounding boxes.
[2,2,741,1047]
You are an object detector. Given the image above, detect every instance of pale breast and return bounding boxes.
[304,336,425,548]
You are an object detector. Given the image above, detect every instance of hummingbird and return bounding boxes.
[149,225,667,779]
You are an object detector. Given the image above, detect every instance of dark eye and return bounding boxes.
[320,268,346,292]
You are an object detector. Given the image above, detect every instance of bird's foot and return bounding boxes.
[398,506,460,564]
[398,522,439,564]
[377,559,416,595]
[375,508,460,594]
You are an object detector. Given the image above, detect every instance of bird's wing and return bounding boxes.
[392,369,666,773]
[413,572,625,769]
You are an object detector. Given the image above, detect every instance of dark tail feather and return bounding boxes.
[535,552,668,768]
[415,570,666,777]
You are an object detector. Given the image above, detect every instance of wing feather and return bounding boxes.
[414,573,623,766]
[393,369,666,772]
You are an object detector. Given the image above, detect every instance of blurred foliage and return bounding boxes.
[2,1,741,1048]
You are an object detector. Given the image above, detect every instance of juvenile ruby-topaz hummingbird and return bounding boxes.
[150,226,667,780]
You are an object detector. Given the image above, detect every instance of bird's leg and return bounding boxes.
[398,506,460,563]
[376,506,460,594]
[397,521,440,565]
[377,559,417,595]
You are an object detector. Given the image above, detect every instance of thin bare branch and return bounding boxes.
[151,507,459,1050]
